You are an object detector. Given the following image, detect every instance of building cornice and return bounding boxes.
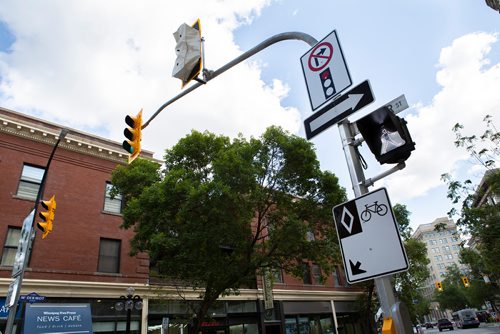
[0,278,363,302]
[0,107,155,164]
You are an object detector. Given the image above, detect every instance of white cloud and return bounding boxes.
[0,0,303,159]
[382,32,500,202]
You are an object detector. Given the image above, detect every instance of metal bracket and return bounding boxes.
[361,162,406,188]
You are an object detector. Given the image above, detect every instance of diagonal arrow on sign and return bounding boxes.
[304,80,374,140]
[349,259,367,276]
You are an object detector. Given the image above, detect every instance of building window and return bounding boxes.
[103,182,122,214]
[312,264,322,285]
[1,227,21,266]
[302,263,312,284]
[97,238,121,273]
[271,266,283,283]
[332,266,342,287]
[16,164,45,200]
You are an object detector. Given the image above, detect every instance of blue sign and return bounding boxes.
[24,303,93,334]
[20,292,46,304]
[0,298,22,319]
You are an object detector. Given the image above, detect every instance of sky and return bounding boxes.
[0,0,498,232]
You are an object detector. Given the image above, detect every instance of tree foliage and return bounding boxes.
[434,264,468,311]
[441,115,499,283]
[110,126,346,332]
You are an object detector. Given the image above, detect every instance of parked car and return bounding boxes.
[437,318,454,331]
[424,322,433,329]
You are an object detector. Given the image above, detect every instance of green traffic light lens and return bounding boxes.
[122,141,134,154]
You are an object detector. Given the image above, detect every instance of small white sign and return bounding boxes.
[300,29,352,111]
[332,188,409,283]
[6,276,21,308]
[12,209,35,277]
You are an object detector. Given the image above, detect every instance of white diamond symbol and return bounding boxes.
[341,207,354,234]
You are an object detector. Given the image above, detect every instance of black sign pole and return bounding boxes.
[4,129,68,334]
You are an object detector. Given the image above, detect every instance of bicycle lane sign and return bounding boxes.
[332,188,409,284]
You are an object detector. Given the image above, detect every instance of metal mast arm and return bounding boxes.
[142,32,318,129]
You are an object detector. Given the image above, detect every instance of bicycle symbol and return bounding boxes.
[360,201,388,222]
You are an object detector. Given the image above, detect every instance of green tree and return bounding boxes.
[392,204,430,324]
[434,264,469,311]
[111,126,346,333]
[459,248,500,310]
[441,115,499,307]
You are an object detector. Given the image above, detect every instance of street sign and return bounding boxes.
[304,80,374,140]
[12,209,35,277]
[300,29,352,111]
[6,276,21,308]
[332,188,409,284]
[385,94,409,115]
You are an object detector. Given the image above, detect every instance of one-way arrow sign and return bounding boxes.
[304,80,374,140]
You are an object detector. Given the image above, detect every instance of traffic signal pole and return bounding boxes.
[338,119,413,333]
[4,129,68,334]
[142,31,318,129]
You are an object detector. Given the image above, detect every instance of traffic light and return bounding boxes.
[435,281,443,291]
[172,19,202,88]
[37,195,56,239]
[356,106,415,164]
[461,276,470,287]
[122,109,143,163]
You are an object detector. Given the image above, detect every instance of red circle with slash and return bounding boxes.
[308,42,333,72]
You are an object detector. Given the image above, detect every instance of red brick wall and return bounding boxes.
[0,131,148,284]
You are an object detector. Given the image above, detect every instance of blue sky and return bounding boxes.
[0,0,498,232]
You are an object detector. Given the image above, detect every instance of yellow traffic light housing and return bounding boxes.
[37,195,56,239]
[462,276,470,287]
[122,109,143,163]
[435,281,443,292]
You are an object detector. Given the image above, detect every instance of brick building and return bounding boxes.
[0,107,152,333]
[1,107,366,334]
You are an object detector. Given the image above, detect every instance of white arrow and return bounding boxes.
[309,94,364,132]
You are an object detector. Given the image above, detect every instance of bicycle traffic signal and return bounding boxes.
[461,276,470,287]
[356,106,415,164]
[122,109,143,163]
[435,281,443,292]
[37,195,56,239]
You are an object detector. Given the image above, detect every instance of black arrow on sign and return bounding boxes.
[349,260,367,276]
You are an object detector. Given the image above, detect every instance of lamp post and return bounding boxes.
[116,287,143,334]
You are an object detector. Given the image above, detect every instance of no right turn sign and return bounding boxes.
[300,29,352,111]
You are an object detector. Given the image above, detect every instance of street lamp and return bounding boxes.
[116,287,143,334]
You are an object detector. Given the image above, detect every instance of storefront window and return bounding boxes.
[320,316,334,333]
[227,301,257,313]
[298,317,310,334]
[285,318,298,334]
[286,315,335,334]
[229,323,258,334]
